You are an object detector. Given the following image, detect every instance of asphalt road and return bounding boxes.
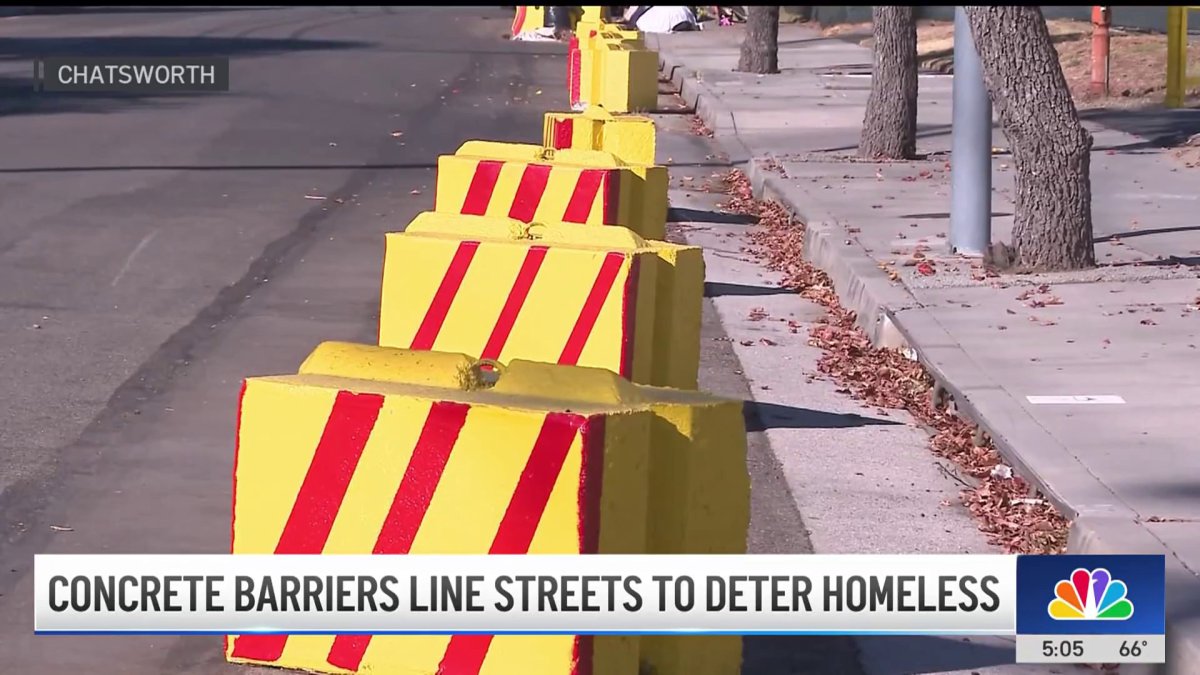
[0,6,580,672]
[0,7,1017,675]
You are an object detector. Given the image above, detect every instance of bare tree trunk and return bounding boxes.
[737,6,780,74]
[965,5,1095,271]
[859,6,918,159]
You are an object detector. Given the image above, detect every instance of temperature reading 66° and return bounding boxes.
[1120,640,1147,658]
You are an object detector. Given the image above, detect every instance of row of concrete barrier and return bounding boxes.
[569,17,658,112]
[226,13,749,675]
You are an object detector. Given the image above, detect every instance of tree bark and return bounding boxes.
[965,6,1095,271]
[858,6,918,159]
[737,6,780,74]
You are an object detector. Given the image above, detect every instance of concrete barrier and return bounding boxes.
[592,38,660,113]
[226,342,748,675]
[378,212,701,389]
[434,141,666,240]
[544,107,656,166]
[569,26,657,113]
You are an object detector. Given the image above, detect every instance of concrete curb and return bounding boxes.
[655,47,1197,674]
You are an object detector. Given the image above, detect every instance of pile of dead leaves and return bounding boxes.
[721,169,1069,555]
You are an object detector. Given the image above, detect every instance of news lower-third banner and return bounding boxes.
[34,57,230,93]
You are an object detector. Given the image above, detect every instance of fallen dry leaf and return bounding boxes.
[725,166,1066,554]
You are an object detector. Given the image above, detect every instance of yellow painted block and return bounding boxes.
[595,42,660,113]
[492,360,748,675]
[544,108,657,166]
[434,142,666,240]
[227,344,747,674]
[379,211,701,389]
[450,138,667,245]
[571,25,643,108]
[227,347,652,675]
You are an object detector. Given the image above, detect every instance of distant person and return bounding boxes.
[622,6,699,33]
[549,6,577,41]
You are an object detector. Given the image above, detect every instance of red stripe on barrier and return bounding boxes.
[508,163,552,222]
[481,246,549,361]
[568,42,582,105]
[553,118,574,150]
[230,380,248,556]
[573,635,595,675]
[511,6,526,36]
[410,241,480,350]
[562,169,607,223]
[577,417,606,555]
[462,160,504,216]
[326,401,472,672]
[230,390,385,663]
[617,256,641,379]
[572,416,605,675]
[601,169,619,224]
[436,412,586,675]
[559,252,625,366]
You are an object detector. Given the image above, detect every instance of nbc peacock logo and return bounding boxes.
[1048,568,1134,620]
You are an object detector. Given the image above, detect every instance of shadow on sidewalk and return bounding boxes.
[745,401,903,432]
[1082,106,1200,148]
[670,207,757,225]
[744,635,863,675]
[1095,224,1200,243]
[857,635,1016,674]
[705,282,793,298]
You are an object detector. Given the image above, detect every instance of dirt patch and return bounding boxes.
[720,168,1070,555]
[830,18,1200,110]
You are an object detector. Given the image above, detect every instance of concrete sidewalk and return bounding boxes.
[652,23,1200,673]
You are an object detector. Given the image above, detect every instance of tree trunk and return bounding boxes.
[858,6,918,159]
[737,6,780,74]
[965,5,1095,271]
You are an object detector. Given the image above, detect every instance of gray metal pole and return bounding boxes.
[949,6,992,256]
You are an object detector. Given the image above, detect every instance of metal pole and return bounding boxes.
[949,6,992,257]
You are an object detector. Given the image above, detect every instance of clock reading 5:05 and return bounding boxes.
[1043,640,1085,658]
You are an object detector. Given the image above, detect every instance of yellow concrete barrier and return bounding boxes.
[378,211,701,389]
[570,24,647,110]
[226,342,748,675]
[434,141,666,240]
[544,107,657,166]
[592,38,660,113]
